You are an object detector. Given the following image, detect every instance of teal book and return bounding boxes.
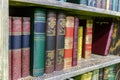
[80,0,88,5]
[31,8,46,76]
[118,0,120,11]
[108,65,115,80]
[57,0,66,2]
[112,0,116,11]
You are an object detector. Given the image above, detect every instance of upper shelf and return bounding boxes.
[10,0,120,18]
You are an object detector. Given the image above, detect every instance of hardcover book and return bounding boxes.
[64,16,74,69]
[88,0,96,7]
[45,10,56,73]
[99,68,104,80]
[101,0,106,9]
[78,26,83,62]
[12,17,22,80]
[31,8,46,76]
[96,0,102,8]
[80,0,88,5]
[92,69,99,80]
[57,0,66,2]
[92,21,114,56]
[106,0,110,10]
[83,19,93,59]
[21,17,30,77]
[103,67,109,80]
[72,17,79,66]
[55,13,66,71]
[118,0,120,11]
[81,72,93,80]
[108,65,115,80]
[112,0,117,11]
[109,0,113,10]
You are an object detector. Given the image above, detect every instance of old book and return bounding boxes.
[45,10,56,73]
[9,16,12,80]
[21,17,30,77]
[96,0,102,8]
[55,13,66,71]
[88,0,96,7]
[92,69,99,80]
[101,0,106,9]
[83,19,93,58]
[99,68,104,80]
[92,21,114,56]
[80,0,88,5]
[106,0,110,10]
[72,17,79,66]
[64,16,74,69]
[31,8,46,76]
[12,17,22,80]
[78,26,83,62]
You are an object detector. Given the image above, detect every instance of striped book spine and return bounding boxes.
[101,0,106,9]
[83,19,93,59]
[21,17,30,77]
[45,10,56,73]
[55,13,66,71]
[80,0,88,5]
[72,17,79,66]
[92,69,99,80]
[106,0,110,10]
[9,16,12,80]
[109,0,113,10]
[12,17,22,80]
[78,26,83,62]
[96,0,102,8]
[64,16,74,69]
[118,0,120,11]
[88,0,96,7]
[99,68,104,80]
[112,0,116,11]
[31,9,46,76]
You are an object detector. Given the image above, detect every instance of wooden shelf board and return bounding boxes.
[20,54,120,80]
[9,0,120,18]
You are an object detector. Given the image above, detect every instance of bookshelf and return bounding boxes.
[0,0,120,80]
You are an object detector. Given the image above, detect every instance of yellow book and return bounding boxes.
[106,0,110,10]
[78,26,83,62]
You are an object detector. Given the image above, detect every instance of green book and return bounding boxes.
[31,8,46,76]
[108,65,115,80]
[92,69,99,80]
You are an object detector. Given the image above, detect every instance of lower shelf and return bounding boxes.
[20,54,120,80]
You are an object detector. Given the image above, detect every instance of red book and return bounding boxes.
[83,19,93,59]
[72,17,79,66]
[21,17,30,77]
[64,16,74,69]
[12,17,22,80]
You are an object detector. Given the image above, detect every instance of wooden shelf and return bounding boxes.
[19,54,120,80]
[10,0,120,18]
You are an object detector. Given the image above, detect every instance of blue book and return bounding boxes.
[80,0,88,5]
[112,0,116,11]
[118,0,120,11]
[88,0,96,7]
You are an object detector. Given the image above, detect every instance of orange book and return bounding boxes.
[64,16,74,69]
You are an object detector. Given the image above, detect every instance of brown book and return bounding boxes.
[55,13,66,71]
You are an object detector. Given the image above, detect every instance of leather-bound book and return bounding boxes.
[45,10,56,73]
[31,8,46,76]
[21,17,30,77]
[64,16,74,69]
[55,13,66,71]
[12,17,22,80]
[72,17,79,66]
[96,0,102,8]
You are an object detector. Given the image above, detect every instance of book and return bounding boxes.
[99,68,104,80]
[67,0,79,4]
[12,17,22,80]
[96,0,102,8]
[108,65,115,80]
[72,17,79,66]
[118,0,120,12]
[55,13,66,71]
[88,0,96,7]
[64,16,74,69]
[45,10,56,73]
[106,0,110,10]
[109,0,113,10]
[31,8,46,76]
[78,26,83,62]
[83,19,93,58]
[80,0,88,5]
[81,72,93,80]
[92,69,99,80]
[103,67,109,80]
[21,17,30,77]
[57,0,66,2]
[116,0,119,11]
[112,0,117,11]
[9,16,12,80]
[101,0,106,9]
[92,21,114,56]
[113,64,120,80]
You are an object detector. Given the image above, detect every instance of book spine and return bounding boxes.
[96,0,102,8]
[116,0,119,11]
[101,0,106,9]
[113,64,120,80]
[9,16,12,80]
[64,16,74,69]
[112,0,116,11]
[108,65,115,80]
[106,0,110,10]
[57,0,66,2]
[92,69,99,80]
[87,72,93,80]
[72,17,79,66]
[104,22,114,56]
[21,17,30,77]
[88,0,96,7]
[12,17,22,80]
[55,13,66,71]
[80,0,88,5]
[78,26,83,62]
[118,0,120,11]
[103,67,109,80]
[109,0,113,10]
[45,10,56,73]
[32,9,46,76]
[67,0,80,4]
[83,19,93,59]
[99,68,104,80]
